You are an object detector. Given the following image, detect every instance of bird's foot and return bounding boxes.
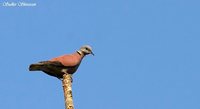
[61,70,73,83]
[70,76,73,83]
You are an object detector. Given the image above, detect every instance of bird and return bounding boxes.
[29,45,94,79]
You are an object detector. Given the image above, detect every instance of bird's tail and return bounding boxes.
[29,63,44,71]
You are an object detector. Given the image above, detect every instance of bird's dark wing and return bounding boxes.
[29,61,69,79]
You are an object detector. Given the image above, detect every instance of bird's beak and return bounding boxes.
[91,51,94,56]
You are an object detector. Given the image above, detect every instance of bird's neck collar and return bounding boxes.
[77,50,84,56]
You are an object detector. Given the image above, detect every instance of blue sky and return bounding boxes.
[0,0,200,109]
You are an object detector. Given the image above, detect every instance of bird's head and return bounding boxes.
[78,45,94,56]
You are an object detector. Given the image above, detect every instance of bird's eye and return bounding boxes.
[85,48,91,51]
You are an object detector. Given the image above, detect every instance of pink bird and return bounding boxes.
[29,45,94,79]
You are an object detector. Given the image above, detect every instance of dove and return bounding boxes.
[29,45,94,79]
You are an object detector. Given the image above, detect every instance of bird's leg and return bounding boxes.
[61,69,73,83]
[70,75,73,83]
